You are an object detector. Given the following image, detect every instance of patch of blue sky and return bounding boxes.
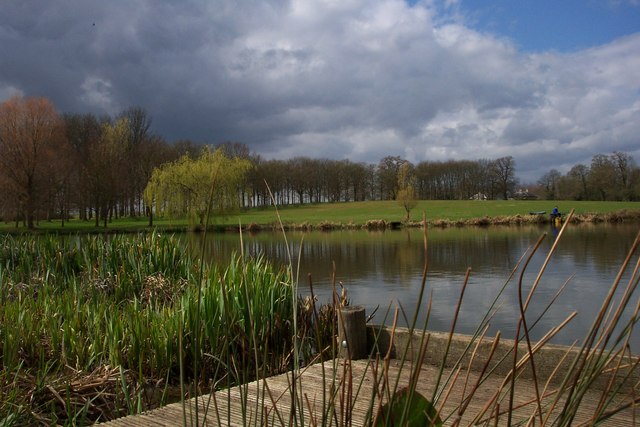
[407,0,640,52]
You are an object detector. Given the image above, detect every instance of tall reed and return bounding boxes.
[0,233,310,425]
[221,215,640,426]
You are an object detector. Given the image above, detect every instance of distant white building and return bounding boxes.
[470,192,488,200]
[513,189,538,200]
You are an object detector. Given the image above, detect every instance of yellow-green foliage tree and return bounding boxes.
[397,162,418,221]
[144,147,251,226]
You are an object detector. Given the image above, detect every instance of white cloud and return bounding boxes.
[80,76,118,115]
[0,0,638,182]
[0,85,23,102]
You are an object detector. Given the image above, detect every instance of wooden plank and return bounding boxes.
[101,358,637,426]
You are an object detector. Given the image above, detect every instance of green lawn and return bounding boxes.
[224,199,639,226]
[0,215,178,233]
[2,200,638,232]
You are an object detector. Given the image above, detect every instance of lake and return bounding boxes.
[187,223,639,349]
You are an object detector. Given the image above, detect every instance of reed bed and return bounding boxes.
[0,233,339,425]
[193,193,640,425]
[271,212,640,426]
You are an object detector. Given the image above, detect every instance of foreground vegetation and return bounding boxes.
[0,213,639,424]
[0,233,340,425]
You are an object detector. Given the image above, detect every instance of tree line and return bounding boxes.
[248,155,518,206]
[536,152,639,202]
[0,97,173,228]
[0,96,637,228]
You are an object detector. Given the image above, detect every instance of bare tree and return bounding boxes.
[83,118,130,227]
[0,96,65,228]
[491,156,518,200]
[589,154,616,200]
[538,169,562,200]
[117,107,154,216]
[610,151,636,200]
[63,113,103,221]
[216,141,251,160]
[377,156,407,200]
[561,164,590,200]
[173,139,202,159]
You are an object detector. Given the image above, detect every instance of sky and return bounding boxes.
[1,0,639,183]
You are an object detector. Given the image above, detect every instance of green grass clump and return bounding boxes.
[0,233,335,425]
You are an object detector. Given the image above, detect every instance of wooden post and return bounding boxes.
[338,306,367,360]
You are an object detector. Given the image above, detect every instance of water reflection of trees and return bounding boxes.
[184,224,638,345]
[554,225,636,274]
[187,224,636,284]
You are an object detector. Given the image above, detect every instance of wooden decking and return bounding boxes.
[101,357,637,426]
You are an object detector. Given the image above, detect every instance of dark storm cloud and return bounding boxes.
[1,0,639,182]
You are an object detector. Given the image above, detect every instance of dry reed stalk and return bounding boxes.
[516,235,547,424]
[590,345,629,423]
[470,306,578,424]
[504,211,575,425]
[437,364,462,419]
[304,392,318,427]
[479,387,562,425]
[370,308,399,426]
[430,267,471,406]
[460,324,492,407]
[594,235,640,352]
[464,337,503,417]
[548,231,640,425]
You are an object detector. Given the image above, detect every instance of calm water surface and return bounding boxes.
[188,223,639,348]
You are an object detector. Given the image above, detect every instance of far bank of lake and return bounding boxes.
[1,200,639,234]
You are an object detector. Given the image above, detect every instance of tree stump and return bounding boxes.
[338,306,367,360]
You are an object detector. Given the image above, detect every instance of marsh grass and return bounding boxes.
[373,214,639,426]
[0,232,341,425]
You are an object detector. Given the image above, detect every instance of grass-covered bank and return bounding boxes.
[228,199,640,230]
[1,200,639,233]
[0,234,336,425]
[231,199,640,226]
[235,201,640,231]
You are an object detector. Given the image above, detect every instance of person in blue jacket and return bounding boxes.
[550,206,562,226]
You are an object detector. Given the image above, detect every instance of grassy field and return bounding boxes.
[227,199,639,226]
[1,200,639,232]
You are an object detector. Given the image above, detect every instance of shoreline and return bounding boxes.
[240,208,640,232]
[1,208,639,235]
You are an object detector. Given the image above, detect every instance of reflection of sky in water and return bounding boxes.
[190,224,640,351]
[316,253,638,351]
